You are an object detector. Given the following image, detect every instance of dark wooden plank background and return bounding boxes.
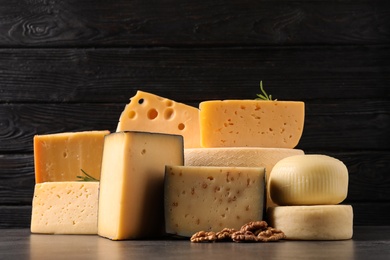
[0,0,389,228]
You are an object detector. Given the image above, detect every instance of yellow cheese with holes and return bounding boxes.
[184,147,304,207]
[164,165,265,237]
[116,90,200,148]
[199,100,304,148]
[98,131,184,240]
[267,205,353,240]
[269,154,348,205]
[30,182,99,234]
[34,130,109,183]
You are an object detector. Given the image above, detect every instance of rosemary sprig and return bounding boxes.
[255,81,276,101]
[77,169,99,182]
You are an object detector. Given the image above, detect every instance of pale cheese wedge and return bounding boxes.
[269,154,348,205]
[267,205,353,240]
[98,131,184,240]
[116,90,200,148]
[31,182,99,234]
[164,165,265,237]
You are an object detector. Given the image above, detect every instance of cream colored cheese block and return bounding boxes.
[34,130,110,183]
[164,165,265,237]
[31,182,99,234]
[98,131,184,240]
[185,147,304,207]
[116,90,200,148]
[269,154,349,205]
[199,100,304,148]
[267,205,353,240]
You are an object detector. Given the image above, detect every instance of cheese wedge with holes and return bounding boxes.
[34,130,109,183]
[269,154,348,205]
[199,100,304,148]
[267,205,353,240]
[98,131,184,240]
[116,91,200,148]
[164,165,265,237]
[31,181,99,234]
[185,147,304,207]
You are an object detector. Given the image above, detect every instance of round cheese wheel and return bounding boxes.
[267,205,353,240]
[269,154,348,205]
[185,147,304,207]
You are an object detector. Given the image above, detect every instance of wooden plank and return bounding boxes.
[0,99,388,153]
[0,0,388,47]
[0,46,388,103]
[1,202,389,228]
[1,151,389,205]
[351,202,390,226]
[0,206,31,229]
[0,154,34,205]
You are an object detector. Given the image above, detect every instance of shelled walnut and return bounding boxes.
[190,220,286,243]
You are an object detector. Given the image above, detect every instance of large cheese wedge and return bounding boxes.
[34,130,109,183]
[267,205,353,240]
[30,181,99,234]
[199,100,304,148]
[116,90,200,148]
[269,154,348,205]
[164,165,265,237]
[98,131,184,240]
[185,147,304,207]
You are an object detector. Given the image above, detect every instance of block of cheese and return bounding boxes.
[30,181,99,234]
[164,165,265,237]
[185,147,304,207]
[269,154,348,205]
[34,130,110,183]
[116,90,200,148]
[199,100,304,148]
[98,131,184,240]
[267,205,353,240]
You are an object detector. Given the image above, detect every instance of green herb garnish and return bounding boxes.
[77,169,99,182]
[256,81,276,101]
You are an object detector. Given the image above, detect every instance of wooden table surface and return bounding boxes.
[1,226,389,260]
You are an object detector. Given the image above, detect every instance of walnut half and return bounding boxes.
[190,231,217,242]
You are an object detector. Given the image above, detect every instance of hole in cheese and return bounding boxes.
[147,108,158,120]
[128,110,136,119]
[165,100,173,107]
[178,123,185,130]
[138,98,144,104]
[164,108,175,120]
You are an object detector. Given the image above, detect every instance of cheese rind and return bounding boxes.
[164,165,265,237]
[185,147,304,207]
[30,182,99,234]
[34,130,109,183]
[267,205,353,240]
[269,154,349,205]
[98,131,184,240]
[199,100,304,148]
[116,90,200,148]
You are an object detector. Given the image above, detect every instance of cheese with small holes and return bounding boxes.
[116,90,200,148]
[30,181,99,234]
[269,154,348,205]
[34,130,109,183]
[267,205,353,240]
[164,165,265,237]
[98,131,184,240]
[185,147,304,207]
[199,100,304,148]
